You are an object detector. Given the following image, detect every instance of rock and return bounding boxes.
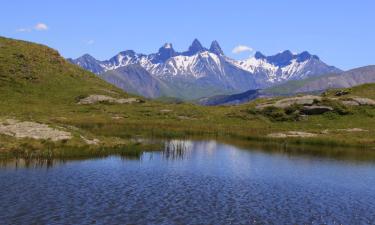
[0,119,71,141]
[267,131,317,138]
[256,95,322,109]
[160,109,172,113]
[301,106,333,115]
[335,90,350,96]
[337,128,368,132]
[78,95,141,105]
[351,97,375,106]
[80,135,100,145]
[341,100,360,106]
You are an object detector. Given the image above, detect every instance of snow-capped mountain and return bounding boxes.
[232,50,341,85]
[69,39,341,99]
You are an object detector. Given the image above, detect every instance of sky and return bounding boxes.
[1,0,374,70]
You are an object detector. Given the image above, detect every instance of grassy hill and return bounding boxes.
[1,36,375,158]
[0,37,129,115]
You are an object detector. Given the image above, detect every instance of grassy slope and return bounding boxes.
[1,36,375,158]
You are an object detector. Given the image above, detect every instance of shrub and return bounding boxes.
[261,106,290,122]
[320,98,352,115]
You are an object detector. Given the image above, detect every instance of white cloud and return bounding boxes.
[86,40,95,45]
[16,23,48,32]
[232,45,253,54]
[34,23,48,31]
[16,28,32,33]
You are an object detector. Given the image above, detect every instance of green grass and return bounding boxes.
[1,36,375,159]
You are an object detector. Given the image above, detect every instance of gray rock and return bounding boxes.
[0,119,71,141]
[256,95,322,109]
[267,131,317,138]
[78,95,141,105]
[351,97,375,106]
[341,100,360,106]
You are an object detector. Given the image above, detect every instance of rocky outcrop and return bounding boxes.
[267,131,317,138]
[78,95,141,105]
[256,95,322,109]
[0,119,71,141]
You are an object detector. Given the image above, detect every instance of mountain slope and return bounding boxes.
[200,65,375,105]
[0,36,127,116]
[296,65,375,93]
[100,65,165,98]
[70,39,341,99]
[198,89,261,106]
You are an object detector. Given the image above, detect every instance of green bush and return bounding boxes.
[320,98,352,115]
[261,106,290,121]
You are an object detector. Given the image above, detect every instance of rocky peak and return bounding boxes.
[254,51,266,59]
[209,40,224,55]
[296,51,319,62]
[266,50,294,67]
[184,39,206,56]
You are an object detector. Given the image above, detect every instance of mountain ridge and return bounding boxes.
[198,65,375,105]
[69,39,341,99]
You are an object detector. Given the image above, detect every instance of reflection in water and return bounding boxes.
[1,140,375,224]
[162,140,193,160]
[0,158,64,169]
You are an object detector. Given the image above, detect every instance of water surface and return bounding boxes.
[1,140,375,224]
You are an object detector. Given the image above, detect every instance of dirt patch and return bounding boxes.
[0,119,71,141]
[78,95,141,105]
[267,131,317,138]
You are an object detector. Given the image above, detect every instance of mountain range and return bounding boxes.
[199,65,375,105]
[69,39,341,99]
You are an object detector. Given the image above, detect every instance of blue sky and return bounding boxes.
[1,0,374,70]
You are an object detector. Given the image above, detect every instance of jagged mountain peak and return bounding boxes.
[116,50,137,58]
[162,43,173,49]
[151,43,177,63]
[255,50,321,67]
[254,51,266,59]
[209,40,224,55]
[184,39,206,56]
[267,50,294,67]
[78,53,97,60]
[296,51,319,62]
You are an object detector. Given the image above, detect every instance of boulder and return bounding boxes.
[256,95,322,109]
[335,90,350,96]
[351,97,375,106]
[341,100,360,106]
[78,95,141,105]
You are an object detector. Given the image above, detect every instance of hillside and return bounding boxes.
[1,36,375,158]
[0,37,128,113]
[297,66,375,93]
